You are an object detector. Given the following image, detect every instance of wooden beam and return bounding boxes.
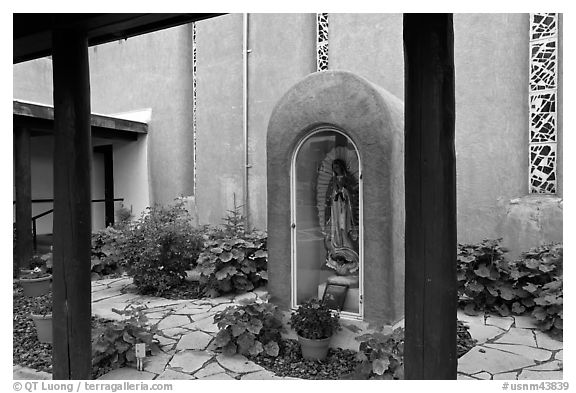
[403,14,457,379]
[51,27,92,380]
[14,126,33,277]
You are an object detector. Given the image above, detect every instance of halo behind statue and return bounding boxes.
[316,146,360,233]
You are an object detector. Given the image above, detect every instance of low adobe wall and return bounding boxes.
[266,70,405,324]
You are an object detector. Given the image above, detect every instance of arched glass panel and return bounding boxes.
[291,129,362,316]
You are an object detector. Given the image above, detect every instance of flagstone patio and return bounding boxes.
[13,276,563,380]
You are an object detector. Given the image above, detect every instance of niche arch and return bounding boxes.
[267,70,405,324]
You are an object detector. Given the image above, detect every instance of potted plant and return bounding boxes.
[290,298,341,361]
[19,267,52,297]
[30,292,52,344]
[19,255,46,276]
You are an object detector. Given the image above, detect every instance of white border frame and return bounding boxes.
[290,126,364,321]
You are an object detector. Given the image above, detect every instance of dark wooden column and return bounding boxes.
[14,126,33,277]
[51,28,92,380]
[403,14,457,379]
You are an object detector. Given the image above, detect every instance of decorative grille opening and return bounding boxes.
[529,13,558,194]
[316,13,329,72]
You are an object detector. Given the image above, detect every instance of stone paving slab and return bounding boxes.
[526,360,563,371]
[519,370,563,380]
[143,352,173,375]
[493,372,519,380]
[193,362,227,378]
[156,369,196,380]
[486,315,515,331]
[458,346,537,375]
[484,343,552,362]
[96,368,156,380]
[156,314,192,330]
[176,330,213,351]
[494,328,537,346]
[168,350,213,374]
[467,323,505,344]
[534,331,564,351]
[216,354,266,374]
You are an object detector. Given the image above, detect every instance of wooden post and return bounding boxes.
[403,14,457,379]
[51,28,92,380]
[14,126,33,277]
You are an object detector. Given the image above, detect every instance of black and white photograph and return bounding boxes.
[10,8,566,388]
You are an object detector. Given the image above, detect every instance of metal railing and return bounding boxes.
[14,198,124,251]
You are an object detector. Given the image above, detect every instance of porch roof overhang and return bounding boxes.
[14,13,223,64]
[13,100,148,140]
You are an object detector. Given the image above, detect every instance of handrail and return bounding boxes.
[13,198,125,252]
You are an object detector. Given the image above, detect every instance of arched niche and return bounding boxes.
[267,70,405,324]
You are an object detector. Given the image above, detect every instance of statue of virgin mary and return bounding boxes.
[322,158,359,275]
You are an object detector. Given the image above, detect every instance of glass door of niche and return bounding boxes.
[291,128,363,318]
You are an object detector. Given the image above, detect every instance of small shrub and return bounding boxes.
[92,306,159,372]
[115,204,133,227]
[532,276,562,333]
[290,298,340,340]
[91,226,125,277]
[456,239,515,316]
[457,240,563,333]
[354,327,404,380]
[121,201,204,296]
[28,255,46,270]
[213,301,285,357]
[196,230,268,297]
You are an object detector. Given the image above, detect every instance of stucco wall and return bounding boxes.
[194,14,244,226]
[453,14,532,244]
[330,13,405,100]
[194,13,316,229]
[13,58,54,105]
[88,24,195,205]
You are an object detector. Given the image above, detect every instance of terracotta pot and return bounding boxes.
[31,313,52,344]
[19,275,52,297]
[297,335,332,360]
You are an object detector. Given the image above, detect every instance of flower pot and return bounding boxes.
[297,335,332,361]
[20,275,52,297]
[31,313,53,344]
[19,269,33,276]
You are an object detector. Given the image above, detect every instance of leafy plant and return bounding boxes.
[213,301,285,357]
[92,306,159,371]
[30,291,52,316]
[120,201,204,296]
[115,204,133,228]
[532,276,562,333]
[91,226,125,277]
[457,240,563,334]
[354,327,404,380]
[456,239,515,316]
[196,230,268,297]
[28,255,46,270]
[290,298,340,340]
[507,243,563,316]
